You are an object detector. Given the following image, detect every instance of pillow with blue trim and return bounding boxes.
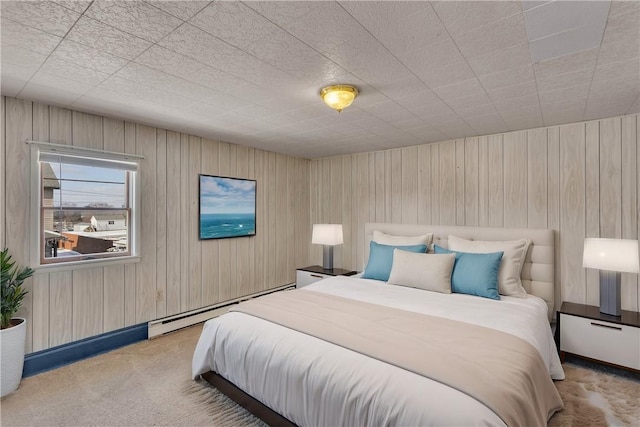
[362,241,428,281]
[434,245,503,300]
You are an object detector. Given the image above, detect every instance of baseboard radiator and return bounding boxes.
[148,283,295,338]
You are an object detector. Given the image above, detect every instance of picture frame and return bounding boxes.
[199,174,256,240]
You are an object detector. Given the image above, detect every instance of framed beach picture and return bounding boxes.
[199,174,256,240]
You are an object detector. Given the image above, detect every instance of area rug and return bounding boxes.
[1,324,638,426]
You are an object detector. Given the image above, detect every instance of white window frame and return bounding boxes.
[28,141,143,271]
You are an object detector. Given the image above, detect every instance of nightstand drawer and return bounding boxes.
[560,313,640,370]
[296,270,329,288]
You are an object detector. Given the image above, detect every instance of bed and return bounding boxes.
[192,223,565,426]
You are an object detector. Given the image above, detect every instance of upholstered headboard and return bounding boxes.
[364,223,556,321]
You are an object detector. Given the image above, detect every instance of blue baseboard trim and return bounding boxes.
[23,323,148,378]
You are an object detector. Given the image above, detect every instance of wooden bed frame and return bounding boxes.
[201,223,557,426]
[201,371,296,426]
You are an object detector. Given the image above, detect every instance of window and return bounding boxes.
[31,142,141,266]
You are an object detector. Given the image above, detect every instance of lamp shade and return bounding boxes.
[312,224,343,246]
[583,238,640,273]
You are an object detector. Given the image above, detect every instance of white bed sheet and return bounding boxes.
[193,276,564,426]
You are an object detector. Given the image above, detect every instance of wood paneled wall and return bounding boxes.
[310,114,640,313]
[0,97,310,353]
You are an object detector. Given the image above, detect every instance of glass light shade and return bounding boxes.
[583,238,640,273]
[312,224,343,246]
[320,85,358,112]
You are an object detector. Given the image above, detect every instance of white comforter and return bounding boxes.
[193,276,564,427]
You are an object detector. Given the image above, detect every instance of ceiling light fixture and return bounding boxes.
[319,85,358,113]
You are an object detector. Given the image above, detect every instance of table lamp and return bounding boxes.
[312,224,343,270]
[583,238,639,316]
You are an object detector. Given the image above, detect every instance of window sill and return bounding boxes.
[33,255,141,274]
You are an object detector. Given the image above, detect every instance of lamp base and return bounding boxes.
[322,246,334,270]
[600,271,621,316]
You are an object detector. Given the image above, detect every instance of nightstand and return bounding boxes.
[296,265,358,288]
[557,302,640,371]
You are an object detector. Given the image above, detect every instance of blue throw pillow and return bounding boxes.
[362,241,428,281]
[434,245,502,300]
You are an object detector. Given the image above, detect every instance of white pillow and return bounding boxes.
[447,235,531,298]
[373,230,433,247]
[387,250,455,294]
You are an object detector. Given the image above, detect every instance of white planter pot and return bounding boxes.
[1,318,27,397]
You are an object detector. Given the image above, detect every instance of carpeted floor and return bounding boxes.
[1,324,638,426]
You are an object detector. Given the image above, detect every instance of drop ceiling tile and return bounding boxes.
[503,114,544,131]
[1,75,27,97]
[455,103,500,120]
[543,109,584,126]
[486,80,539,101]
[97,76,195,109]
[242,27,330,79]
[598,28,640,65]
[523,0,610,41]
[20,81,84,106]
[522,1,550,12]
[1,1,81,37]
[66,16,152,61]
[40,57,110,86]
[158,24,241,68]
[467,42,533,76]
[627,96,640,114]
[135,45,207,80]
[373,75,430,100]
[388,116,430,130]
[183,66,251,95]
[189,1,279,50]
[114,63,219,101]
[412,104,458,123]
[85,1,182,43]
[53,1,92,14]
[585,94,638,119]
[245,2,323,28]
[493,93,541,115]
[1,45,48,72]
[342,2,448,57]
[203,91,255,112]
[395,88,442,110]
[453,13,528,59]
[433,78,486,99]
[432,0,522,37]
[604,6,640,38]
[590,76,640,99]
[147,1,210,21]
[30,71,94,95]
[536,68,593,93]
[539,85,590,105]
[478,64,535,90]
[446,92,492,110]
[533,47,599,78]
[402,38,466,73]
[465,113,509,135]
[608,0,639,18]
[50,39,129,74]
[414,60,477,89]
[436,123,477,139]
[1,19,62,55]
[528,18,608,63]
[592,57,640,85]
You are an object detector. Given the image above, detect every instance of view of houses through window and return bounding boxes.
[41,159,131,264]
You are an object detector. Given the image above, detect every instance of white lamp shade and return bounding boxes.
[583,238,640,273]
[312,224,343,246]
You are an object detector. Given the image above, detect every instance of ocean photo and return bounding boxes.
[199,175,256,240]
[200,213,255,239]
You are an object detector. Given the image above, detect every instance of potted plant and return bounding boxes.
[1,248,34,397]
